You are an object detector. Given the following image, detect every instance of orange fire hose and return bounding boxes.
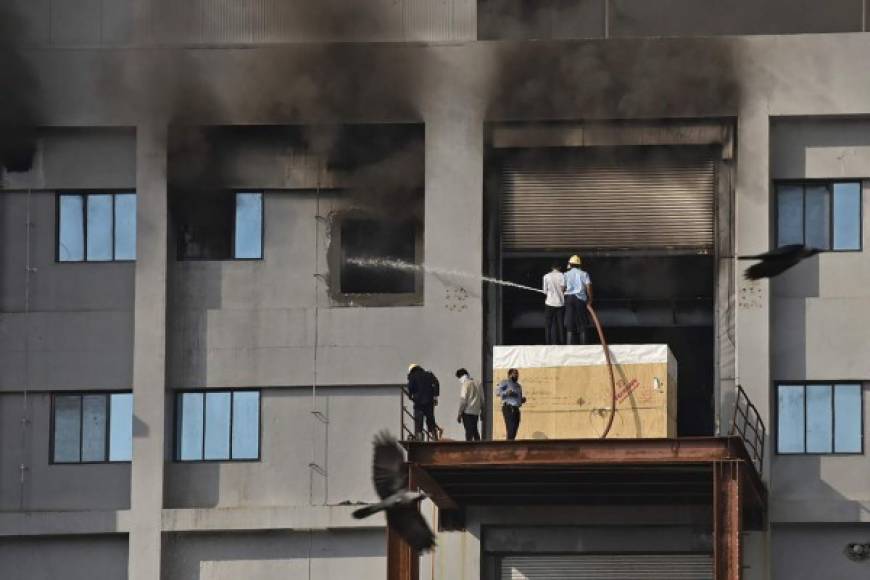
[586,303,616,439]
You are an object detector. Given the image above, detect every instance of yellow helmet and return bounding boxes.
[408,363,420,373]
[568,254,582,266]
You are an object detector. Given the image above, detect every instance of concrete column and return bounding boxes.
[733,103,771,449]
[129,124,168,580]
[422,107,485,441]
[733,102,772,580]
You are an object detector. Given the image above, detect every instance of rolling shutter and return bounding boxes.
[500,149,716,251]
[500,554,713,580]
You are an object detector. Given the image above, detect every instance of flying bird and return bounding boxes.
[352,431,435,552]
[740,244,821,280]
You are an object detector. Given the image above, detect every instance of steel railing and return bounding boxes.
[729,384,766,475]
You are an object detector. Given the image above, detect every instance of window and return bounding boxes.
[775,181,861,251]
[175,390,260,461]
[58,193,136,261]
[777,383,863,454]
[52,392,133,463]
[175,191,263,260]
[340,217,418,294]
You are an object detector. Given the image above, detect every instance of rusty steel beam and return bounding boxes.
[407,437,747,467]
[386,526,418,580]
[386,464,420,580]
[713,461,742,580]
[410,465,459,511]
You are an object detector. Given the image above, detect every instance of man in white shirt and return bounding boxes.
[455,368,484,441]
[542,262,566,345]
[564,254,593,345]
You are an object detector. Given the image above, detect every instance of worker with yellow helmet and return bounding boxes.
[563,254,593,345]
[406,364,443,440]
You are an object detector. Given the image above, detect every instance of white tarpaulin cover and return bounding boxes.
[493,344,675,370]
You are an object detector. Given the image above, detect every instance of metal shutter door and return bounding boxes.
[501,151,716,251]
[500,554,713,580]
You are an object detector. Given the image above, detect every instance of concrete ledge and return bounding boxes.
[0,510,131,536]
[161,505,386,532]
[770,500,870,523]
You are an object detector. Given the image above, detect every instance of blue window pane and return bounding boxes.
[833,183,861,250]
[81,395,107,462]
[834,384,862,453]
[178,393,204,461]
[777,186,804,247]
[778,385,805,453]
[806,385,833,453]
[114,193,137,260]
[804,185,831,250]
[204,392,231,460]
[54,396,81,462]
[87,194,113,260]
[234,193,263,259]
[109,393,133,461]
[59,195,84,261]
[232,391,260,459]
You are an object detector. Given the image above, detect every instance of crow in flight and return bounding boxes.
[352,431,435,552]
[740,244,821,280]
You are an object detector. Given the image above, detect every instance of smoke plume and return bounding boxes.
[0,2,38,173]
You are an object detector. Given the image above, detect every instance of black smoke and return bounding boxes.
[486,38,741,120]
[0,2,38,173]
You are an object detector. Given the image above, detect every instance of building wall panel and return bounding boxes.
[769,119,870,522]
[164,386,394,508]
[0,393,130,511]
[772,524,870,579]
[612,0,863,37]
[162,529,385,580]
[0,535,128,580]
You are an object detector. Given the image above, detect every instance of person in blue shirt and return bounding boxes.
[563,254,593,345]
[497,368,526,440]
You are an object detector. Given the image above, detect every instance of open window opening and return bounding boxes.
[172,190,263,260]
[340,216,419,294]
[501,254,715,436]
[324,123,425,305]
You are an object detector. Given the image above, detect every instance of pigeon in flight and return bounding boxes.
[352,431,435,552]
[740,244,821,280]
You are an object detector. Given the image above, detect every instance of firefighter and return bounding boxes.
[563,254,593,345]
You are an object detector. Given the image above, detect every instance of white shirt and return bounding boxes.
[458,375,484,416]
[543,270,566,307]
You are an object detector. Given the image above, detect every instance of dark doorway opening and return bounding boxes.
[500,254,715,436]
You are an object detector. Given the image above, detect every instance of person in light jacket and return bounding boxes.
[455,368,484,441]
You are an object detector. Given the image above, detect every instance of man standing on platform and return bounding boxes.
[497,368,525,440]
[542,262,566,345]
[455,368,484,441]
[407,364,443,440]
[564,254,593,345]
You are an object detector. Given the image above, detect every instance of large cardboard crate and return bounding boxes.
[492,344,677,440]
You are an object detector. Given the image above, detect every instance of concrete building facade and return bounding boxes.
[1,1,869,579]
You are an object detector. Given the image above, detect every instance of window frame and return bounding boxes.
[775,381,865,456]
[173,388,263,463]
[175,191,265,262]
[773,180,863,252]
[49,390,134,465]
[55,191,137,263]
